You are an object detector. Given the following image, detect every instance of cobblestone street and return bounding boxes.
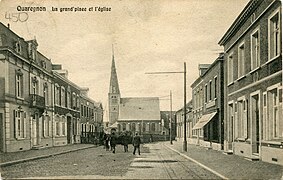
[1,145,141,179]
[1,142,283,179]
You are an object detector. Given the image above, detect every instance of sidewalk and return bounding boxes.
[165,141,283,179]
[0,144,96,167]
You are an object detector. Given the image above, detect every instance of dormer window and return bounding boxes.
[15,40,22,54]
[28,40,38,62]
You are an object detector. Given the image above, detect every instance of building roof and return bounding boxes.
[218,0,262,45]
[118,97,160,121]
[191,53,224,88]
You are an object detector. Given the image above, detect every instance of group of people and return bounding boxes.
[103,131,141,155]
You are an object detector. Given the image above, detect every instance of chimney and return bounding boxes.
[198,64,210,76]
[7,23,10,29]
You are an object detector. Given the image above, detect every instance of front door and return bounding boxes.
[67,116,72,144]
[228,103,234,151]
[251,94,260,154]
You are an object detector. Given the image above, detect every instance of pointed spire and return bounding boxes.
[109,45,120,94]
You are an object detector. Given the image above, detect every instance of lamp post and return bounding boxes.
[145,62,187,151]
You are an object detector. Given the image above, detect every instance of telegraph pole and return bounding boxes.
[145,62,187,151]
[170,90,173,145]
[183,62,187,152]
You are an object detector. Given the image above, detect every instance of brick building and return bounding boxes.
[176,101,193,141]
[52,68,81,146]
[219,0,282,165]
[191,54,225,150]
[80,88,103,143]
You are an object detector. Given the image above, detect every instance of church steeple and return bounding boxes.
[109,52,120,94]
[108,46,120,125]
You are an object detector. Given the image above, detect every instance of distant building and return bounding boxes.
[160,111,176,138]
[175,101,193,141]
[80,88,103,143]
[219,0,282,165]
[108,54,161,140]
[191,54,225,150]
[52,68,81,146]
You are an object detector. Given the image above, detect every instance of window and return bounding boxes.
[269,9,281,60]
[209,81,212,101]
[205,85,207,103]
[43,84,48,106]
[151,123,156,132]
[237,99,247,138]
[238,42,245,77]
[228,53,233,84]
[265,85,282,140]
[28,43,36,61]
[72,93,76,109]
[86,106,89,117]
[269,88,279,138]
[81,104,83,116]
[61,87,65,107]
[200,87,203,106]
[55,116,60,136]
[16,71,23,98]
[112,96,117,103]
[67,91,71,108]
[14,110,26,139]
[214,77,217,99]
[251,29,260,69]
[31,77,38,95]
[193,91,196,108]
[15,40,22,54]
[122,123,126,131]
[76,95,80,108]
[62,121,66,136]
[55,85,60,105]
[43,115,50,137]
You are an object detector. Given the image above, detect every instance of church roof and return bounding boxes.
[109,54,120,94]
[118,97,160,121]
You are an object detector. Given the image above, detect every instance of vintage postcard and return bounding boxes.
[0,0,282,179]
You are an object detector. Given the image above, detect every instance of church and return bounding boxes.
[108,54,163,139]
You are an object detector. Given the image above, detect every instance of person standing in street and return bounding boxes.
[132,132,141,155]
[105,134,110,151]
[110,132,117,154]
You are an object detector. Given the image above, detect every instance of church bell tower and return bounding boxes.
[108,50,120,125]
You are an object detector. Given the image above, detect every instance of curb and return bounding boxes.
[164,143,228,180]
[0,145,96,167]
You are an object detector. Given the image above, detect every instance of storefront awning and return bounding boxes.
[192,112,217,130]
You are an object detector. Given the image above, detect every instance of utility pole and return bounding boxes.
[145,62,187,151]
[183,62,187,152]
[170,90,173,145]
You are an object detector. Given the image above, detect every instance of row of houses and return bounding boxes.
[0,22,103,152]
[176,0,282,165]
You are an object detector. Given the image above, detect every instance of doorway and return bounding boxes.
[228,103,234,151]
[67,116,72,144]
[251,94,260,155]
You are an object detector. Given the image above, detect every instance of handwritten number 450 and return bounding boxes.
[5,12,29,22]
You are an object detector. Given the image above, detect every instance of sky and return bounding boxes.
[0,0,249,116]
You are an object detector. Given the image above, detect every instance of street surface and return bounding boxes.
[1,143,220,179]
